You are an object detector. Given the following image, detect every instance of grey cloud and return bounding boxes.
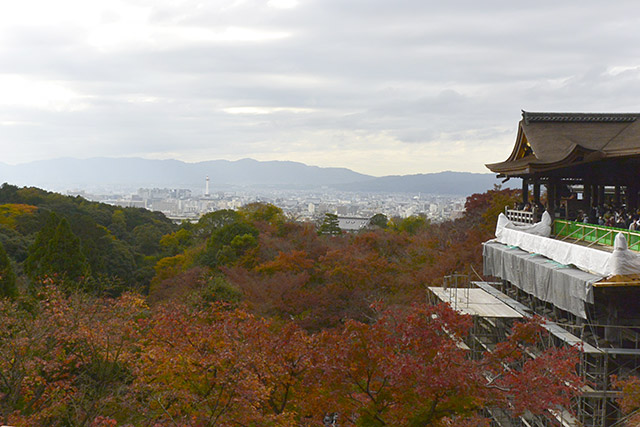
[3,0,640,174]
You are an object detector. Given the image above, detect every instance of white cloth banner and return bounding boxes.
[494,213,640,277]
[483,242,597,318]
[605,233,640,276]
[496,211,553,238]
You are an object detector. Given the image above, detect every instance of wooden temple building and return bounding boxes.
[428,111,640,426]
[487,111,640,220]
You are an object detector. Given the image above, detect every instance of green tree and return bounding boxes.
[196,274,243,307]
[24,212,60,279]
[202,222,259,268]
[0,241,17,298]
[25,214,90,282]
[369,213,388,229]
[0,225,31,263]
[132,224,164,256]
[159,228,192,256]
[192,209,241,239]
[109,209,127,239]
[42,218,90,282]
[101,240,136,284]
[396,215,429,235]
[239,202,285,225]
[318,213,341,235]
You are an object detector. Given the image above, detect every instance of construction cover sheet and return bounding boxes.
[483,241,602,319]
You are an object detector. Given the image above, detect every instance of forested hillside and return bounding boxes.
[147,189,518,331]
[0,184,586,426]
[0,183,175,295]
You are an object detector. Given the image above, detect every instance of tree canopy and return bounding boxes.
[0,286,580,427]
[0,241,16,298]
[0,183,175,292]
[0,185,585,426]
[318,212,341,235]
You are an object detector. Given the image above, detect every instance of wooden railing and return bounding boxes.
[504,208,535,225]
[553,219,640,252]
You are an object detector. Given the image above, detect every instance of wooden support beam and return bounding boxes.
[583,179,592,212]
[598,185,605,207]
[628,182,639,213]
[522,178,529,205]
[547,178,558,217]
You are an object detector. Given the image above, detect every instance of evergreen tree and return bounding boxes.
[318,213,341,235]
[0,240,17,298]
[24,212,60,278]
[109,209,128,239]
[43,218,90,281]
[25,213,90,282]
[370,213,389,229]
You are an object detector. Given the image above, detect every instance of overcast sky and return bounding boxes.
[2,0,640,176]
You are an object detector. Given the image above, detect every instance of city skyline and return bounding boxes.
[2,1,640,176]
[79,184,467,224]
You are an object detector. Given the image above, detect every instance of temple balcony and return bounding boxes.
[553,219,640,253]
[480,111,640,426]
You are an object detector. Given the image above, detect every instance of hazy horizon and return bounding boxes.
[0,157,510,197]
[0,155,501,178]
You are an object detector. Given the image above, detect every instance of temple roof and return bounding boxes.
[486,111,640,176]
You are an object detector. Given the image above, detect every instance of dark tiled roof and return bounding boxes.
[487,111,640,176]
[522,111,640,124]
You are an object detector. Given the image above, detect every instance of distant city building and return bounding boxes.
[86,185,466,224]
[337,216,370,232]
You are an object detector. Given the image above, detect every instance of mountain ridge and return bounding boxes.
[333,171,507,195]
[0,157,507,195]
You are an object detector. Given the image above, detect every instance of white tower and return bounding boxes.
[205,176,210,197]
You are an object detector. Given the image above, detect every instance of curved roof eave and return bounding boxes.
[486,145,603,176]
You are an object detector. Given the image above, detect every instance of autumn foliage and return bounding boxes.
[0,186,584,426]
[0,286,580,426]
[611,375,640,426]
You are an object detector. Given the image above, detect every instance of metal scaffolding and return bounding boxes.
[429,277,640,426]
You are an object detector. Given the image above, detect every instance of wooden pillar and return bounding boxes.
[592,185,601,223]
[547,178,558,217]
[522,178,529,205]
[583,179,592,212]
[598,185,605,207]
[627,183,638,212]
[533,179,541,220]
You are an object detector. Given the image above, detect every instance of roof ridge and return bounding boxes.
[522,110,640,124]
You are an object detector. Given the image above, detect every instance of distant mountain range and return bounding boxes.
[0,157,510,196]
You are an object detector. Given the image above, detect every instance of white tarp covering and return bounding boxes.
[495,226,610,275]
[496,211,553,238]
[486,214,640,319]
[483,241,599,319]
[605,233,640,276]
[494,213,640,277]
